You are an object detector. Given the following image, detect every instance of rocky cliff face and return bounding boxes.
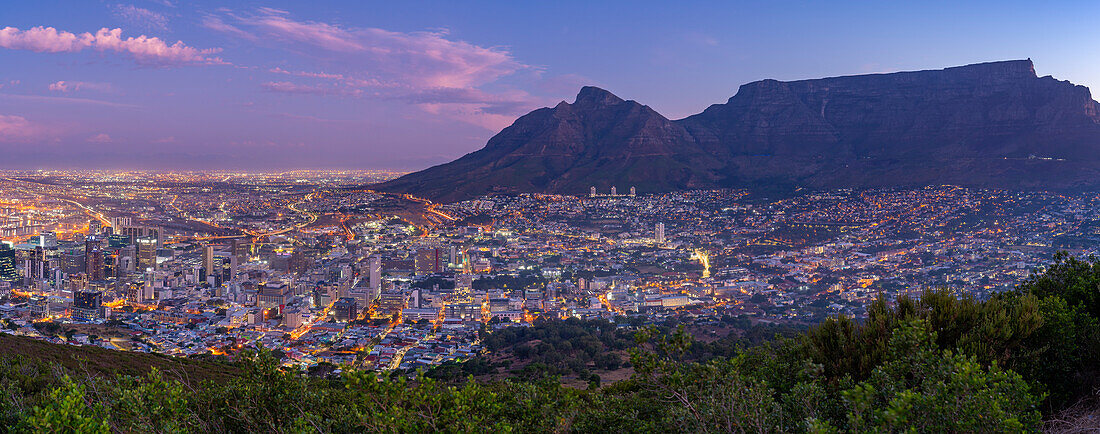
[375,60,1100,201]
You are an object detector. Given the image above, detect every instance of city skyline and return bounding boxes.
[3,0,1100,169]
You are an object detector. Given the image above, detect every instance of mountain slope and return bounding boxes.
[374,87,722,202]
[375,60,1100,201]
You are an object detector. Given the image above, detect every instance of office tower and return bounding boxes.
[630,186,636,196]
[88,219,101,236]
[85,237,105,281]
[231,238,250,261]
[655,222,666,244]
[590,186,597,197]
[202,245,216,278]
[415,248,441,275]
[61,250,85,275]
[611,186,617,196]
[0,244,17,283]
[136,236,157,271]
[38,231,57,248]
[368,255,382,292]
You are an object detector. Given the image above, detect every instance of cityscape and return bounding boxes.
[1,170,1094,375]
[3,1,1100,431]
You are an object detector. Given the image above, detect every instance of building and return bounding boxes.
[414,248,441,275]
[38,231,58,249]
[444,303,483,321]
[72,290,103,320]
[257,283,289,310]
[136,236,158,271]
[203,245,235,285]
[402,307,439,322]
[84,237,105,281]
[655,222,666,244]
[368,254,382,292]
[333,297,358,322]
[0,244,18,283]
[116,223,161,246]
[378,290,406,315]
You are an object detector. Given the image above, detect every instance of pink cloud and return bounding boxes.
[87,133,113,143]
[0,114,45,142]
[48,80,113,93]
[261,81,363,96]
[268,67,344,80]
[0,26,224,66]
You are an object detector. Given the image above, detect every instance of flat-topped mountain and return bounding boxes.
[374,60,1100,202]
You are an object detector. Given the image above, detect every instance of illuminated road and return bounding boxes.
[244,192,319,238]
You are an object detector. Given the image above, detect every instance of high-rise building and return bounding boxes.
[84,237,104,281]
[611,186,617,196]
[630,186,636,196]
[231,238,250,261]
[414,248,441,275]
[109,216,132,229]
[590,186,597,198]
[368,255,382,292]
[116,223,161,246]
[88,219,102,236]
[136,236,158,271]
[0,244,17,283]
[655,222,666,244]
[38,231,57,249]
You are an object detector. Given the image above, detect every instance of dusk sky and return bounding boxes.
[2,0,1098,170]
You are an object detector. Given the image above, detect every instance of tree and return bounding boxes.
[840,320,1041,432]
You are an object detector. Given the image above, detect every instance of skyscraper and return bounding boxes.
[655,222,666,244]
[38,231,57,248]
[0,244,18,283]
[85,236,105,281]
[368,255,382,292]
[136,236,157,271]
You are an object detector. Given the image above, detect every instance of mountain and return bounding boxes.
[374,60,1100,202]
[372,87,724,202]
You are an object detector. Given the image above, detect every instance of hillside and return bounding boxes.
[0,333,239,384]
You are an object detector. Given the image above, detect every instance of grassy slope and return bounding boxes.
[0,334,239,384]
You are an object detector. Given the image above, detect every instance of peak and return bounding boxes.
[574,86,625,107]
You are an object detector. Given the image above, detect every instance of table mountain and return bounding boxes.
[374,60,1100,202]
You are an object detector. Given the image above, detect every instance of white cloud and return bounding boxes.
[0,26,223,66]
[48,80,113,93]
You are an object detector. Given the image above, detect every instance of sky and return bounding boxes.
[1,0,1099,170]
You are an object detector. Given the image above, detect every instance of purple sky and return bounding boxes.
[2,1,1099,170]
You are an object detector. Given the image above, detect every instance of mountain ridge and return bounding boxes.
[374,60,1100,202]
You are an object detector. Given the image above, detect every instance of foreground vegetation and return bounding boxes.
[3,253,1100,432]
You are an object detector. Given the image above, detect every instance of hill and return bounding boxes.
[0,333,239,384]
[375,60,1100,202]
